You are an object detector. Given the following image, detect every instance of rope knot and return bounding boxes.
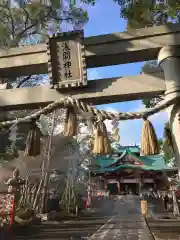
[96,114,104,123]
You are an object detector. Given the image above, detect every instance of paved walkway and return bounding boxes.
[144,196,180,239]
[148,218,180,240]
[89,196,153,240]
[10,196,153,240]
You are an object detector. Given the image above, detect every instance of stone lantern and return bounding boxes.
[5,168,25,208]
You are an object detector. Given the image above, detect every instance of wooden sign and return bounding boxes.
[47,31,87,89]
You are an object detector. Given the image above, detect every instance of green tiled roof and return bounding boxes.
[111,143,140,153]
[93,149,167,173]
[96,156,118,167]
[140,155,166,170]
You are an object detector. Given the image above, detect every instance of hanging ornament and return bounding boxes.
[24,120,41,157]
[111,119,120,142]
[112,127,120,142]
[9,124,18,142]
[93,116,112,155]
[140,118,159,156]
[64,107,77,137]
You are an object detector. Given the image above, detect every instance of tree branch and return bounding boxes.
[6,7,15,37]
[16,75,32,88]
[17,22,37,38]
[22,7,30,29]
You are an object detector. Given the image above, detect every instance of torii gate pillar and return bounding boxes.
[158,46,180,178]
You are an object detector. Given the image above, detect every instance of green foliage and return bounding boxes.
[4,143,19,160]
[142,95,164,108]
[163,139,175,164]
[15,126,27,151]
[159,135,174,165]
[113,1,180,106]
[0,129,12,157]
[141,60,163,108]
[114,0,180,28]
[0,1,91,48]
[0,139,19,160]
[158,122,175,164]
[0,0,92,160]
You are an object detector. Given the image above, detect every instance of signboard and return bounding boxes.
[47,31,87,88]
[120,179,138,183]
[108,179,118,184]
[119,178,154,183]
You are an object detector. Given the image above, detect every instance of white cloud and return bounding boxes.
[87,69,101,80]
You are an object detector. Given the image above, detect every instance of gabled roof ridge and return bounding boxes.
[126,149,143,162]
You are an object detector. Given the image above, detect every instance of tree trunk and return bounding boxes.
[40,111,56,213]
[33,179,44,210]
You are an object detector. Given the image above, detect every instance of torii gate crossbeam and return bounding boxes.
[0,72,165,110]
[0,23,179,77]
[0,23,179,110]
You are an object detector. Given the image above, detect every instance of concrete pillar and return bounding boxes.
[158,46,180,179]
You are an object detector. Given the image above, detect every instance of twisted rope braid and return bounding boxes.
[0,94,179,129]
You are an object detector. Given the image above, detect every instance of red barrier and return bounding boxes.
[0,193,14,230]
[9,199,15,232]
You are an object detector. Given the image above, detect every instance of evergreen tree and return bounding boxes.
[0,0,94,159]
[114,0,180,29]
[158,137,175,165]
[141,60,164,108]
[111,1,179,163]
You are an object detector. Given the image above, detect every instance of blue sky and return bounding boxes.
[83,0,167,145]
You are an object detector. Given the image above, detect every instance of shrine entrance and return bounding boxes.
[107,183,119,195]
[120,183,138,195]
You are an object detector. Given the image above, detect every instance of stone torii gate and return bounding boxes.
[0,23,180,175]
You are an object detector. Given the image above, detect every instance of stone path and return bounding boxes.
[10,196,153,240]
[89,196,153,240]
[148,218,180,240]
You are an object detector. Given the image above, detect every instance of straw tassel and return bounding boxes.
[112,119,120,142]
[64,107,77,137]
[164,123,174,152]
[24,121,41,156]
[93,120,112,155]
[140,118,159,155]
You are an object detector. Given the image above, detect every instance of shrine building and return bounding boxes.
[90,143,177,195]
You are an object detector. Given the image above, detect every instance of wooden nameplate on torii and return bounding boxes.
[47,31,87,89]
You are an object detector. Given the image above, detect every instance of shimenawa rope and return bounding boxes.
[0,94,178,129]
